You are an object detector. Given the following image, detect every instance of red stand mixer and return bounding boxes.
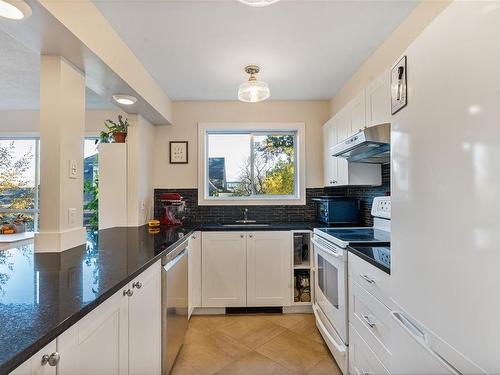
[159,193,186,225]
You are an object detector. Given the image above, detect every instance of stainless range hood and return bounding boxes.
[331,123,390,164]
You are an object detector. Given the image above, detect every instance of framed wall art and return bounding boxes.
[169,141,188,164]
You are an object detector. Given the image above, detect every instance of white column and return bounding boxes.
[34,56,87,252]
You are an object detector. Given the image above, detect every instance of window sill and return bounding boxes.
[198,197,306,206]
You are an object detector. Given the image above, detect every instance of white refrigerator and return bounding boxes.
[390,1,500,374]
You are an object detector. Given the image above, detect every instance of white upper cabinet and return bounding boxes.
[365,69,391,127]
[246,231,291,307]
[349,90,366,136]
[202,232,247,307]
[128,261,161,375]
[188,231,202,317]
[57,286,129,375]
[323,118,337,186]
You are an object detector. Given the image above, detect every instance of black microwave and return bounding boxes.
[312,197,360,225]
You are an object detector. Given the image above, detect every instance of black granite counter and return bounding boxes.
[347,245,391,274]
[0,225,194,374]
[0,221,327,373]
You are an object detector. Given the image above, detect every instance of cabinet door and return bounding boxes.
[188,231,202,317]
[323,118,337,186]
[57,287,129,375]
[350,90,366,135]
[128,261,161,375]
[10,341,57,375]
[247,231,292,307]
[336,109,351,185]
[365,70,391,127]
[202,232,247,307]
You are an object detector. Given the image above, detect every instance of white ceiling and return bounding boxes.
[94,0,418,101]
[0,31,117,110]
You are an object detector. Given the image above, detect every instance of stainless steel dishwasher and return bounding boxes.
[162,238,189,374]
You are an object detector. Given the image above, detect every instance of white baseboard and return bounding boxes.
[34,226,87,252]
[192,307,226,315]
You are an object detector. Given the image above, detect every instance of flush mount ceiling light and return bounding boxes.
[112,94,137,105]
[238,65,270,103]
[0,0,32,20]
[237,0,280,7]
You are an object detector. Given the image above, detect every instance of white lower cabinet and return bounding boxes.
[202,232,247,307]
[202,231,292,308]
[13,261,162,375]
[10,341,57,375]
[247,231,291,307]
[188,231,202,317]
[348,253,392,374]
[128,261,162,375]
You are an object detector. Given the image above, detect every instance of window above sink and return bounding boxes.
[198,123,305,206]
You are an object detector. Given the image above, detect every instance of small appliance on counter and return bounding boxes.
[160,193,186,225]
[311,196,360,225]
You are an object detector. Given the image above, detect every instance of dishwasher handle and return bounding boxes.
[163,248,187,271]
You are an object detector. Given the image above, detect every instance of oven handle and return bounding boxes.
[313,304,346,354]
[311,237,343,259]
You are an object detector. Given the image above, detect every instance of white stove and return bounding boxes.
[312,196,390,375]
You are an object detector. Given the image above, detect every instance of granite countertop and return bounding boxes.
[0,225,195,374]
[0,221,335,373]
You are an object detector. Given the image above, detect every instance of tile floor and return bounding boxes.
[170,313,342,375]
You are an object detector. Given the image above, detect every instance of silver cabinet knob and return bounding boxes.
[249,234,253,238]
[132,281,142,289]
[41,352,60,366]
[191,235,196,239]
[123,289,133,297]
[240,234,244,238]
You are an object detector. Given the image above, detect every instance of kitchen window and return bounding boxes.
[198,123,305,205]
[0,139,40,231]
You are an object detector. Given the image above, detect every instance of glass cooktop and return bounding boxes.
[317,227,390,243]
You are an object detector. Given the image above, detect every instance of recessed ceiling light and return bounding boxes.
[238,65,270,103]
[0,0,32,20]
[237,0,280,7]
[112,94,137,106]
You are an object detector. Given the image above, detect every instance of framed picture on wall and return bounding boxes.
[169,141,188,164]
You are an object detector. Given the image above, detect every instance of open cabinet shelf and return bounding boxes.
[291,231,313,306]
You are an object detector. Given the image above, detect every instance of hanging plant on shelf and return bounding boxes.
[98,115,129,144]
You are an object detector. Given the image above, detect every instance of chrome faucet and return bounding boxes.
[235,208,256,224]
[243,208,248,221]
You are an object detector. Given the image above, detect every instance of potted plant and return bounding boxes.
[99,115,129,143]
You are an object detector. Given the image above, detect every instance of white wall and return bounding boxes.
[153,101,330,189]
[127,115,155,225]
[0,109,126,137]
[329,0,450,117]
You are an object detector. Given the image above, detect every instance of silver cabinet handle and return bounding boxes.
[132,281,142,289]
[362,314,376,328]
[123,289,133,297]
[41,352,60,366]
[361,369,373,375]
[249,234,253,238]
[359,274,375,284]
[240,234,244,238]
[191,235,196,239]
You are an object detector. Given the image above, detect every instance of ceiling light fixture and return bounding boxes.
[0,0,32,20]
[237,0,280,7]
[238,65,270,103]
[112,94,137,106]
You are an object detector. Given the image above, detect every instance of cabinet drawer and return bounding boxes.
[350,280,391,369]
[348,252,391,307]
[349,324,390,375]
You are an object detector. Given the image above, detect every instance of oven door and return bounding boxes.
[312,235,347,342]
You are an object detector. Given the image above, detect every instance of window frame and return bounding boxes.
[198,123,306,206]
[0,137,40,230]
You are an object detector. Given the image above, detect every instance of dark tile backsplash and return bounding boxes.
[154,164,390,227]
